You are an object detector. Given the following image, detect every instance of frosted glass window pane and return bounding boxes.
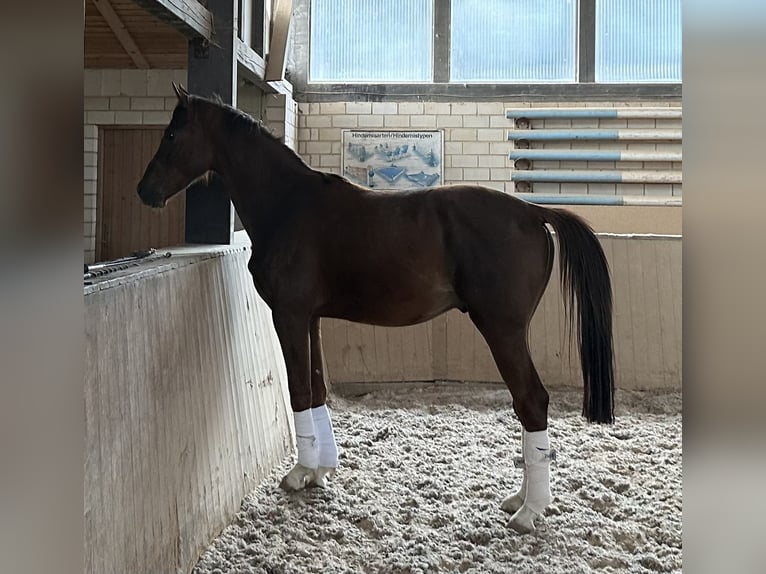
[309,0,433,82]
[596,0,682,82]
[451,0,577,82]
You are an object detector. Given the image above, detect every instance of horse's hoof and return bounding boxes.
[310,466,336,488]
[507,505,539,534]
[500,492,524,515]
[279,464,315,492]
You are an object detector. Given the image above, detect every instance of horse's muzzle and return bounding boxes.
[136,182,166,208]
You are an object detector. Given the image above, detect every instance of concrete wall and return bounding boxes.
[321,234,681,390]
[84,244,292,574]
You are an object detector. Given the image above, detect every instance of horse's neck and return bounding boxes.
[210,117,315,248]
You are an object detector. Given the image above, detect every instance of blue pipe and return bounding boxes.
[505,108,682,120]
[508,129,682,141]
[508,150,682,162]
[514,194,682,206]
[512,170,681,184]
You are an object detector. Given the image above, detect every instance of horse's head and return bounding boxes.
[137,83,215,208]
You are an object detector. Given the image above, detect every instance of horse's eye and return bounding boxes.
[167,131,175,140]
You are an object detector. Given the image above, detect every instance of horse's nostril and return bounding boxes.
[137,182,161,207]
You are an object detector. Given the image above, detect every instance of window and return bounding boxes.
[309,0,433,82]
[451,0,577,82]
[305,0,681,87]
[596,0,682,82]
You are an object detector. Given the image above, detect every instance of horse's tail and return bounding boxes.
[537,206,615,423]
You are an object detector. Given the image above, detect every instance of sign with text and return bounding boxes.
[341,130,444,190]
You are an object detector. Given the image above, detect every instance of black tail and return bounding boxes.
[539,207,615,423]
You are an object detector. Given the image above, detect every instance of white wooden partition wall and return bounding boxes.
[84,245,292,574]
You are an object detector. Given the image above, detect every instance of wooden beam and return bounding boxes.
[236,38,266,82]
[264,0,293,82]
[91,0,150,68]
[236,39,295,96]
[185,0,237,245]
[133,0,213,40]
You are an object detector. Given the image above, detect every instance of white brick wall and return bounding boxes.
[295,100,682,197]
[262,92,299,150]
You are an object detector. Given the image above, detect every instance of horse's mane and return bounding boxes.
[191,93,359,187]
[191,93,318,171]
[193,93,282,143]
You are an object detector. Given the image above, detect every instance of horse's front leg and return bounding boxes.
[308,317,339,487]
[272,312,318,491]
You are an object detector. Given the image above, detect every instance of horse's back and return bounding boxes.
[309,181,551,325]
[318,180,550,284]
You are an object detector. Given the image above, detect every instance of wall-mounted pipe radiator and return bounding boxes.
[506,107,682,196]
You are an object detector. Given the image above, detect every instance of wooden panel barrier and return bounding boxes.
[322,234,681,390]
[84,245,292,574]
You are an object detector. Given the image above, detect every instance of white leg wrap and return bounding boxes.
[522,429,553,514]
[311,404,339,468]
[516,429,528,500]
[293,410,319,469]
[501,430,528,514]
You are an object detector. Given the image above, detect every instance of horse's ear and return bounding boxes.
[172,82,189,107]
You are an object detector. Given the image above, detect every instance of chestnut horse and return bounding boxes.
[137,85,614,534]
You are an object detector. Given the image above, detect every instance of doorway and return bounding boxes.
[96,127,185,261]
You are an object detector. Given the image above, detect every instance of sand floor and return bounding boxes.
[193,384,682,574]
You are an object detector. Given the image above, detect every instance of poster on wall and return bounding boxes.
[341,130,444,190]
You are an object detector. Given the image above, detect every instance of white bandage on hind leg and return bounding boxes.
[311,405,339,468]
[522,429,554,514]
[293,409,319,469]
[516,429,528,499]
[501,430,528,514]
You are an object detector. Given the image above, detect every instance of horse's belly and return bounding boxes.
[322,285,462,327]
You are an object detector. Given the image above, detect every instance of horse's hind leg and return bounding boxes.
[471,317,555,534]
[308,317,338,487]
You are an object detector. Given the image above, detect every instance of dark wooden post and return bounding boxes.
[185,0,238,244]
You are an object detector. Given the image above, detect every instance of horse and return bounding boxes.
[137,84,614,534]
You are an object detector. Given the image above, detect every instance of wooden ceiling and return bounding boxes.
[85,0,188,69]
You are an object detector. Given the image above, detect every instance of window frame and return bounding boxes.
[289,0,682,101]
